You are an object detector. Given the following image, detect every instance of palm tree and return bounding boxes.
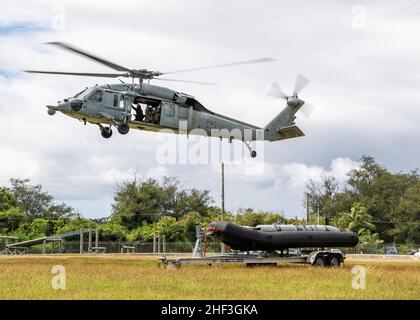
[338,202,375,232]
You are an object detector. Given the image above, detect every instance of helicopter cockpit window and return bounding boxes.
[119,96,125,109]
[88,90,103,102]
[73,88,89,98]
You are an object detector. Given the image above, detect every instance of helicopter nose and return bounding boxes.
[57,98,84,112]
[56,100,70,110]
[69,99,84,112]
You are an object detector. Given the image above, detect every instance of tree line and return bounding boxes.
[0,156,418,246]
[0,177,291,243]
[305,156,420,245]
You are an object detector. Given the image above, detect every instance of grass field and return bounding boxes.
[0,255,419,299]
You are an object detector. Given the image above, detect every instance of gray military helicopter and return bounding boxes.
[25,42,312,157]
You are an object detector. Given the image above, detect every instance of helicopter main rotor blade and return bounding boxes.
[46,42,133,73]
[293,74,310,96]
[154,77,217,85]
[24,70,128,78]
[163,57,275,75]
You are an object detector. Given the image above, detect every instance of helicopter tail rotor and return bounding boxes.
[267,82,288,100]
[267,74,314,118]
[293,74,310,96]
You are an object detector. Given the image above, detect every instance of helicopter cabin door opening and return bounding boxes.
[132,96,161,125]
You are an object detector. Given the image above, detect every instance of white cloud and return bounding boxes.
[278,157,360,188]
[0,1,419,218]
[0,146,39,179]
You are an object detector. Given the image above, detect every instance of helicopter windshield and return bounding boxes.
[88,89,103,102]
[73,88,91,98]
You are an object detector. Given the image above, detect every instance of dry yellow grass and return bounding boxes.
[0,255,419,299]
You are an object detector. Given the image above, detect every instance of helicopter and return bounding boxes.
[24,42,313,157]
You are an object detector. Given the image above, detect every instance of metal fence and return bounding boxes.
[1,239,418,255]
[339,243,419,255]
[4,241,223,254]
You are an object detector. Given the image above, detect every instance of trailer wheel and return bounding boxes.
[328,255,341,268]
[314,256,326,267]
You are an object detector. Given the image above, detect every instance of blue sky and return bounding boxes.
[0,22,49,77]
[0,22,47,36]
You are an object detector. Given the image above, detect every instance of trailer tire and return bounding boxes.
[314,256,326,267]
[328,255,341,268]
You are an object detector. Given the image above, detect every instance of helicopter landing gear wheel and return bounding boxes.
[117,123,129,135]
[250,151,257,158]
[101,127,113,139]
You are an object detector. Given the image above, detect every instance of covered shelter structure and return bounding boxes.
[3,228,102,254]
[5,236,62,254]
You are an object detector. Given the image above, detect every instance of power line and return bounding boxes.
[372,220,420,225]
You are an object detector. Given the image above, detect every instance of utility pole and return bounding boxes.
[79,228,83,254]
[306,193,310,224]
[221,162,225,222]
[317,207,320,225]
[221,162,225,253]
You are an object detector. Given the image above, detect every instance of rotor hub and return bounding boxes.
[287,96,303,108]
[131,69,162,79]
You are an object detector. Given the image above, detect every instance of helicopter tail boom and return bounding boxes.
[263,102,305,142]
[264,74,312,142]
